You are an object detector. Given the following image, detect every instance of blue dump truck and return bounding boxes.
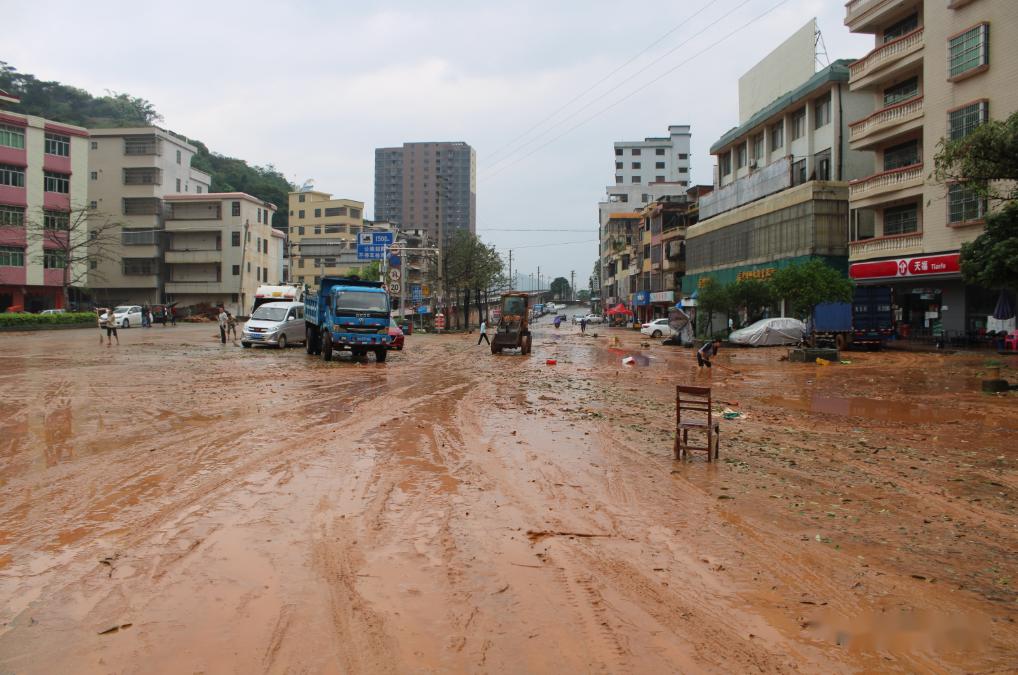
[811,301,853,349]
[304,276,392,362]
[851,285,894,349]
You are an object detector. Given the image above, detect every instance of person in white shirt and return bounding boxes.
[218,308,228,344]
[477,319,489,345]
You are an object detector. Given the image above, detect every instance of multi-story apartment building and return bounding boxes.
[599,124,694,311]
[287,190,389,288]
[87,127,211,305]
[162,193,281,314]
[373,141,476,246]
[844,0,1017,336]
[0,90,89,312]
[682,55,874,299]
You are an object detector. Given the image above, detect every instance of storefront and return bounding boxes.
[633,291,651,324]
[849,252,1000,339]
[650,290,675,320]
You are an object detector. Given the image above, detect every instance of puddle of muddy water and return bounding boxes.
[765,394,988,426]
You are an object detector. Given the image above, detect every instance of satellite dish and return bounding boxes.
[298,179,315,192]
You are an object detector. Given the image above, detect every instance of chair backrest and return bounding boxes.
[676,385,712,418]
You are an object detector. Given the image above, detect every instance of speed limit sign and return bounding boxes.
[388,281,401,294]
[388,268,401,281]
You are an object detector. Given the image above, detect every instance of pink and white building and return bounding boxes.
[0,89,89,311]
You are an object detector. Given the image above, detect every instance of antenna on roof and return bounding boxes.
[815,26,830,69]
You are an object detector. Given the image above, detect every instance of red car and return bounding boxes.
[387,319,404,350]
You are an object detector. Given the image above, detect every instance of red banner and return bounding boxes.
[850,253,960,280]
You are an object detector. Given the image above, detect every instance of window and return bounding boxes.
[232,265,240,276]
[0,164,26,187]
[324,206,347,217]
[678,167,688,173]
[298,193,306,202]
[43,250,67,269]
[298,226,305,235]
[324,224,345,233]
[0,205,25,226]
[736,145,747,169]
[122,198,160,215]
[44,171,70,193]
[615,148,623,156]
[949,101,988,140]
[231,231,241,247]
[632,162,641,169]
[615,162,623,170]
[298,258,305,268]
[247,262,251,273]
[792,158,807,186]
[883,13,918,43]
[720,152,731,176]
[814,93,831,128]
[44,133,70,156]
[314,225,321,234]
[232,201,241,217]
[88,171,98,181]
[314,208,321,217]
[615,176,623,184]
[176,149,181,164]
[90,200,97,209]
[655,161,665,169]
[655,148,665,156]
[0,124,25,149]
[791,108,806,139]
[883,203,918,236]
[883,139,919,170]
[814,149,832,181]
[90,141,98,150]
[948,183,985,223]
[43,210,70,230]
[632,149,641,156]
[196,185,203,194]
[298,209,305,219]
[122,229,157,245]
[883,77,919,106]
[631,176,641,184]
[949,24,989,79]
[122,258,155,275]
[656,176,665,182]
[350,208,361,219]
[176,178,181,192]
[678,154,688,160]
[90,260,97,269]
[770,122,784,150]
[752,134,764,160]
[0,246,25,267]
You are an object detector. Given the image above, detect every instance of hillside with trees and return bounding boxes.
[0,61,291,229]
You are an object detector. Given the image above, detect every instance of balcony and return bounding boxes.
[165,280,225,295]
[845,0,917,33]
[848,232,923,261]
[849,162,923,207]
[165,249,222,264]
[849,27,924,90]
[849,97,923,150]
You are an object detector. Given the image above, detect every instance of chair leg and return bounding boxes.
[673,432,680,460]
[714,425,720,460]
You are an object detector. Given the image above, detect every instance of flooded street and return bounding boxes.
[1,320,1016,673]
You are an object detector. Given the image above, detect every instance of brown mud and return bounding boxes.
[0,320,1015,673]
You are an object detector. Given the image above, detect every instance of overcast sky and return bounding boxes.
[6,0,872,290]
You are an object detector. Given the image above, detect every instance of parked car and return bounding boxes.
[39,309,66,315]
[388,319,405,350]
[583,314,605,324]
[728,317,806,346]
[571,313,586,324]
[640,318,672,338]
[241,301,305,349]
[100,305,143,328]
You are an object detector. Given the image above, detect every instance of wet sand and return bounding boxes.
[0,319,1016,673]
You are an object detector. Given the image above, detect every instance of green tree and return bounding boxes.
[728,278,776,325]
[695,281,736,337]
[958,202,1018,292]
[549,276,570,300]
[577,289,591,303]
[444,231,504,327]
[933,110,1018,203]
[769,259,852,320]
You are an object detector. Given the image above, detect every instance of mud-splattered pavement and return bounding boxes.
[1,318,1016,673]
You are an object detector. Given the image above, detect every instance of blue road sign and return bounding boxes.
[411,284,422,303]
[372,232,394,246]
[417,305,430,314]
[356,243,387,260]
[389,254,402,267]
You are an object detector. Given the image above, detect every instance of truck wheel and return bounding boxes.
[321,333,333,361]
[375,348,387,363]
[277,334,287,349]
[836,333,847,350]
[523,335,532,354]
[491,342,499,355]
[306,327,318,354]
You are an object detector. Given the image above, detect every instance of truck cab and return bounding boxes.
[305,277,392,362]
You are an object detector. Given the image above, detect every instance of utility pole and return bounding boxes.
[570,269,575,302]
[508,249,512,290]
[537,266,541,293]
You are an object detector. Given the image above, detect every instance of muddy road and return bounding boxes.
[0,320,1016,673]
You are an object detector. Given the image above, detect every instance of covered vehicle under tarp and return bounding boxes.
[728,317,806,346]
[663,307,694,346]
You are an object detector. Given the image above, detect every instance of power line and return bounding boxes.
[483,0,756,176]
[484,0,717,165]
[496,239,597,250]
[478,228,592,232]
[484,0,791,181]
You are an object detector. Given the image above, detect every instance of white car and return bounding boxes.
[242,301,305,349]
[582,314,605,324]
[39,309,66,315]
[640,318,672,338]
[101,305,143,328]
[728,317,807,346]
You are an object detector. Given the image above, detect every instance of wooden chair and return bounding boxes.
[674,385,719,461]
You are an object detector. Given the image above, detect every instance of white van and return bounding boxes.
[241,301,305,349]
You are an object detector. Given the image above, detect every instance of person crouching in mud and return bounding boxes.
[696,338,721,368]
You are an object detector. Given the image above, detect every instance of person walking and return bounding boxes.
[148,307,154,328]
[168,306,176,326]
[218,307,228,344]
[100,308,119,346]
[696,338,721,368]
[580,317,587,334]
[226,311,238,342]
[477,319,490,345]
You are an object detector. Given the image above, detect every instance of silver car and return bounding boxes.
[242,301,305,349]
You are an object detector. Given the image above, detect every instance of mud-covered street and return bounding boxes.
[1,320,1016,673]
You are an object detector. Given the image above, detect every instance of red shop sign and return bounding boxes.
[850,253,960,280]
